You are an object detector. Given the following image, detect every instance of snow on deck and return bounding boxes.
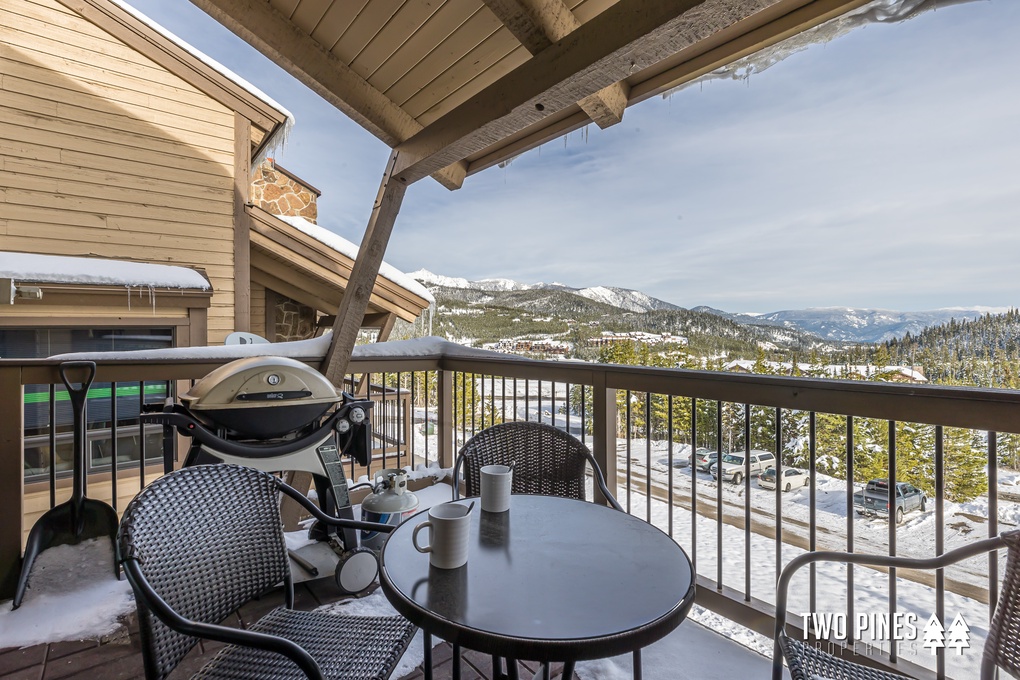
[0,252,210,289]
[0,476,782,679]
[49,335,522,362]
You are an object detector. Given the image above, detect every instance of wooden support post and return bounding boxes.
[592,373,618,506]
[233,112,252,333]
[437,369,455,469]
[0,366,24,599]
[321,153,407,383]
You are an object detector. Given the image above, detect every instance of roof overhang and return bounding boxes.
[188,0,872,189]
[60,0,292,162]
[247,206,432,323]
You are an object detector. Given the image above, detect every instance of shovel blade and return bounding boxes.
[13,498,120,609]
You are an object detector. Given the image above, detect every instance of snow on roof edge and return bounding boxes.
[276,215,436,305]
[112,0,295,149]
[0,252,211,290]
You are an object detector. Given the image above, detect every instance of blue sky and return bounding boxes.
[126,1,1019,313]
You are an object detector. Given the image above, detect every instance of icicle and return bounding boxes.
[150,286,156,314]
[126,285,132,311]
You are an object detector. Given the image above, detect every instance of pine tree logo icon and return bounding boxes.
[921,613,945,655]
[946,614,971,654]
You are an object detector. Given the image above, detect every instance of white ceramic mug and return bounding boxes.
[412,503,472,569]
[480,464,513,513]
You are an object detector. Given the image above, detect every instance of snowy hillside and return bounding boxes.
[575,285,681,313]
[411,270,680,313]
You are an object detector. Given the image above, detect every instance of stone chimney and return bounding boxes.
[250,158,321,223]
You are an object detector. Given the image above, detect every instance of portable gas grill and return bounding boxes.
[143,356,380,594]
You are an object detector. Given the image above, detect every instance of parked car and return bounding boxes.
[694,450,719,472]
[853,480,927,524]
[758,467,808,491]
[710,450,776,484]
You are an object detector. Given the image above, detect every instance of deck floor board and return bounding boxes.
[0,581,579,680]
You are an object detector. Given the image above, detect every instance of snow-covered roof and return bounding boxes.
[0,252,211,290]
[111,0,293,157]
[277,215,435,304]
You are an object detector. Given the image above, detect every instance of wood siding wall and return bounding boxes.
[0,0,238,341]
[251,280,266,339]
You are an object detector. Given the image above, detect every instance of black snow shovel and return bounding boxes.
[13,361,120,609]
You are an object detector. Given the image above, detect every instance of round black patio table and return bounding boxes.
[379,494,695,680]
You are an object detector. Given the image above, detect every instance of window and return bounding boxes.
[1,328,173,483]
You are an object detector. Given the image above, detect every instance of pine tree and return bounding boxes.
[945,614,971,655]
[921,613,945,655]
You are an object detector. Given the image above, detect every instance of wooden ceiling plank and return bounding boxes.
[367,0,478,93]
[571,0,616,23]
[269,0,299,20]
[392,0,730,183]
[190,0,413,146]
[352,0,443,79]
[310,0,369,49]
[383,6,502,108]
[270,0,302,20]
[188,0,462,189]
[288,0,333,34]
[403,32,524,121]
[331,0,401,68]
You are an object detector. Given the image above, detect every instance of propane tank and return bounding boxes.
[360,469,419,552]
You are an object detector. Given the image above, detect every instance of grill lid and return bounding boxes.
[182,356,340,412]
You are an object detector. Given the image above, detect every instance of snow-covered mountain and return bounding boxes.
[742,307,1010,343]
[410,270,681,313]
[410,271,1005,343]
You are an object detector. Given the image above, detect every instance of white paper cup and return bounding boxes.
[412,503,472,569]
[480,464,513,513]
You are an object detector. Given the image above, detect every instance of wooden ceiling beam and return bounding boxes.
[480,0,553,54]
[392,0,716,184]
[187,0,466,190]
[461,0,868,175]
[481,0,629,129]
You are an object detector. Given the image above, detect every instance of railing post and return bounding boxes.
[437,369,455,469]
[592,371,618,506]
[0,366,25,599]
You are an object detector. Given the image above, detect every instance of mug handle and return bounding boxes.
[412,521,433,553]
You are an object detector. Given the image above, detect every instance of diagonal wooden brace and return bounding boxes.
[320,152,407,385]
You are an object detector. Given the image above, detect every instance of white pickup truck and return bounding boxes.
[710,450,776,485]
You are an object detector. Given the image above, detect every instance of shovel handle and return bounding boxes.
[59,361,96,503]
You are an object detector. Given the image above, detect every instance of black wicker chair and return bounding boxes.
[773,530,1020,680]
[118,464,417,680]
[453,421,625,679]
[452,420,623,511]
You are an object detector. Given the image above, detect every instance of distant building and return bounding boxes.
[587,331,688,347]
[723,360,928,383]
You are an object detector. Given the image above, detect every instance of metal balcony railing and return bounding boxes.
[2,348,1019,679]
